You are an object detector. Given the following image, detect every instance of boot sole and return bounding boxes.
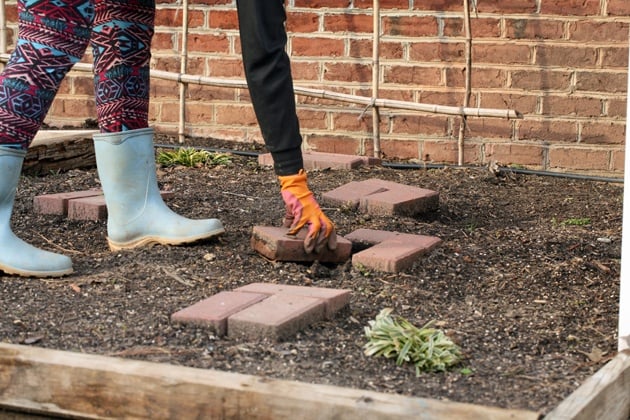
[0,263,73,278]
[107,228,226,251]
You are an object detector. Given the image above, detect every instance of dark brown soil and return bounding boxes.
[0,134,623,416]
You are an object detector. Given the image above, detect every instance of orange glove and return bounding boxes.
[278,169,337,253]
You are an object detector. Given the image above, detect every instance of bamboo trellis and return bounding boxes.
[0,1,521,162]
[0,52,522,125]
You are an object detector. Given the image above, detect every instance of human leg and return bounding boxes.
[91,0,153,133]
[0,148,73,277]
[235,0,303,176]
[0,0,95,149]
[0,0,95,277]
[235,0,335,253]
[91,0,224,250]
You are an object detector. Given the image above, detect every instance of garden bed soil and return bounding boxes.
[0,135,623,416]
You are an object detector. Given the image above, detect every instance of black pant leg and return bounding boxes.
[236,0,303,176]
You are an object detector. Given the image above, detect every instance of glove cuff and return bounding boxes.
[278,169,308,190]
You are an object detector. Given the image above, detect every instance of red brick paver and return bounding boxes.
[343,228,401,245]
[258,151,380,170]
[322,179,439,216]
[67,195,108,221]
[251,225,352,263]
[33,190,103,216]
[171,291,268,336]
[171,283,351,340]
[34,190,174,221]
[228,294,325,341]
[234,282,351,319]
[320,180,388,209]
[346,228,442,273]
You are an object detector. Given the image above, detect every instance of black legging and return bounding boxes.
[236,0,303,176]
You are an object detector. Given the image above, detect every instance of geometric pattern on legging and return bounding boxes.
[91,0,154,132]
[0,0,94,149]
[0,0,155,149]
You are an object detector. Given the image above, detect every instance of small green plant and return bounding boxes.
[560,217,591,226]
[364,308,462,376]
[353,262,372,277]
[459,367,474,376]
[465,222,477,233]
[157,148,232,168]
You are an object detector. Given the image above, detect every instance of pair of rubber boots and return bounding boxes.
[0,128,224,278]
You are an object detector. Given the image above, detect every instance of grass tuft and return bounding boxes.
[364,308,462,375]
[561,217,591,226]
[157,148,232,168]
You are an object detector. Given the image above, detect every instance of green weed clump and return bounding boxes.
[561,217,591,226]
[157,148,232,168]
[364,308,462,376]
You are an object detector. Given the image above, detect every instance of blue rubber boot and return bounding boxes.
[93,128,225,251]
[0,147,73,277]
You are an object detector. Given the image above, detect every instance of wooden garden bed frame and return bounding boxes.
[0,2,627,411]
[0,343,628,419]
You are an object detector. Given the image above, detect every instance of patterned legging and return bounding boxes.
[0,0,154,150]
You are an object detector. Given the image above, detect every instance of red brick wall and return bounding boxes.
[2,0,629,175]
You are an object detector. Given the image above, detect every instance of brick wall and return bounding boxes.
[2,0,629,175]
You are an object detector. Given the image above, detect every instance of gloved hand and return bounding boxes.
[278,169,337,253]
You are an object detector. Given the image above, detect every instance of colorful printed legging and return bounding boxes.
[0,0,154,150]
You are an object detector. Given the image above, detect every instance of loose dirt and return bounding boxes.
[0,135,622,415]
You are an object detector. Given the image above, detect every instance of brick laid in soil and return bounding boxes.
[227,294,326,341]
[251,225,352,263]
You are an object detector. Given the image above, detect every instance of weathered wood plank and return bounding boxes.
[0,408,59,419]
[24,130,97,175]
[0,343,540,420]
[544,350,630,420]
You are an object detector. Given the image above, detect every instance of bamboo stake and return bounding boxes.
[372,0,381,158]
[296,86,520,118]
[457,0,473,166]
[0,54,521,119]
[0,0,7,59]
[619,33,630,352]
[178,0,190,144]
